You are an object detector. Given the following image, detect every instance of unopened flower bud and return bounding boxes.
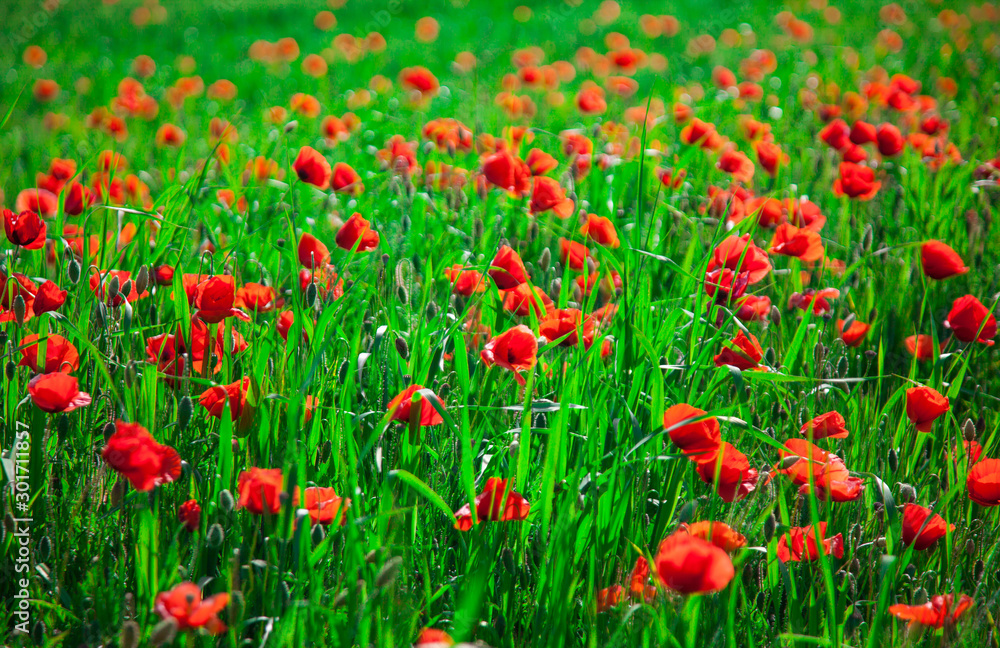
[120,621,140,648]
[207,523,225,548]
[763,514,777,542]
[12,295,26,326]
[68,258,81,284]
[888,448,898,472]
[150,618,178,646]
[219,489,235,513]
[177,395,193,430]
[394,336,409,360]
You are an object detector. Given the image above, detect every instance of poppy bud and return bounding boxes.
[279,580,291,611]
[207,523,225,548]
[849,558,861,575]
[964,418,976,442]
[332,588,349,608]
[769,306,781,325]
[501,547,515,574]
[395,336,409,359]
[93,302,108,329]
[177,395,193,431]
[12,295,25,326]
[974,559,985,583]
[888,448,898,472]
[3,513,15,533]
[6,359,15,380]
[509,438,520,461]
[311,523,326,545]
[425,301,439,320]
[365,549,381,563]
[219,489,235,513]
[150,618,178,646]
[284,120,298,133]
[31,621,44,644]
[107,274,120,302]
[338,360,349,384]
[861,224,873,251]
[764,514,777,542]
[120,621,140,648]
[376,556,402,588]
[473,218,484,240]
[111,479,125,507]
[813,342,826,367]
[913,587,928,605]
[396,285,408,304]
[68,258,81,284]
[897,482,916,503]
[965,538,977,556]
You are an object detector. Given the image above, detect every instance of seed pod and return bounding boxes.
[394,337,409,360]
[539,247,551,272]
[219,489,236,513]
[177,396,193,431]
[120,621,140,648]
[763,514,777,542]
[207,523,225,548]
[376,556,403,588]
[150,618,178,646]
[68,258,81,284]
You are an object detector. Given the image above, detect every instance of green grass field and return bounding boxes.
[2,0,1000,646]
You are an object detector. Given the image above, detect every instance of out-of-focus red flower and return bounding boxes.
[502,283,552,318]
[833,162,881,200]
[102,420,182,492]
[875,123,905,156]
[889,594,973,630]
[678,521,747,553]
[453,477,530,530]
[445,265,487,295]
[154,582,229,635]
[776,523,844,563]
[837,319,870,346]
[28,372,92,413]
[849,120,877,145]
[654,532,735,594]
[415,628,455,646]
[481,149,532,196]
[707,235,772,284]
[295,486,350,525]
[18,333,79,373]
[580,213,620,248]
[716,148,755,183]
[769,223,824,262]
[387,384,445,426]
[901,503,953,551]
[195,275,250,323]
[237,467,283,515]
[235,282,278,312]
[177,499,201,532]
[529,176,574,218]
[488,245,529,290]
[920,240,968,280]
[904,334,942,361]
[967,459,1000,506]
[905,385,949,433]
[539,308,596,348]
[694,442,758,502]
[525,148,558,175]
[293,146,331,189]
[788,288,840,316]
[481,325,538,385]
[800,411,849,440]
[200,376,253,424]
[944,295,996,345]
[3,209,46,249]
[331,162,364,194]
[335,213,379,252]
[713,330,764,371]
[298,233,330,268]
[754,140,786,177]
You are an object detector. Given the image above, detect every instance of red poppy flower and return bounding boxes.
[716,148,755,183]
[889,594,973,629]
[237,467,283,515]
[298,233,330,268]
[875,123,905,156]
[154,582,229,635]
[3,209,46,249]
[16,188,58,218]
[707,235,772,284]
[849,120,877,145]
[18,333,79,373]
[800,411,849,440]
[335,212,379,252]
[920,240,968,280]
[788,288,840,317]
[453,477,530,530]
[678,521,747,553]
[331,162,364,194]
[525,148,558,175]
[833,162,881,200]
[481,149,532,196]
[663,404,721,460]
[387,384,445,426]
[501,283,552,318]
[399,66,440,97]
[529,176,574,218]
[63,182,94,216]
[234,282,278,312]
[200,376,253,422]
[292,146,331,188]
[539,308,596,348]
[837,319,870,347]
[299,265,344,301]
[819,119,851,150]
[769,223,824,262]
[694,442,759,502]
[481,325,538,385]
[900,503,954,551]
[32,280,66,316]
[559,238,591,272]
[178,499,201,532]
[101,420,182,492]
[966,458,1000,506]
[654,532,735,594]
[905,386,950,433]
[27,373,91,413]
[776,523,844,562]
[735,294,772,322]
[194,276,250,323]
[944,295,996,345]
[488,245,529,290]
[295,486,350,525]
[580,213,620,248]
[754,140,786,177]
[680,118,718,147]
[415,628,455,646]
[714,330,764,371]
[776,439,863,501]
[905,334,941,361]
[445,265,487,295]
[595,585,627,613]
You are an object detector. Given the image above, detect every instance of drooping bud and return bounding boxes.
[12,295,25,326]
[394,336,409,360]
[219,489,235,513]
[68,258,81,284]
[177,396,193,431]
[207,523,225,548]
[888,448,898,472]
[135,265,150,295]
